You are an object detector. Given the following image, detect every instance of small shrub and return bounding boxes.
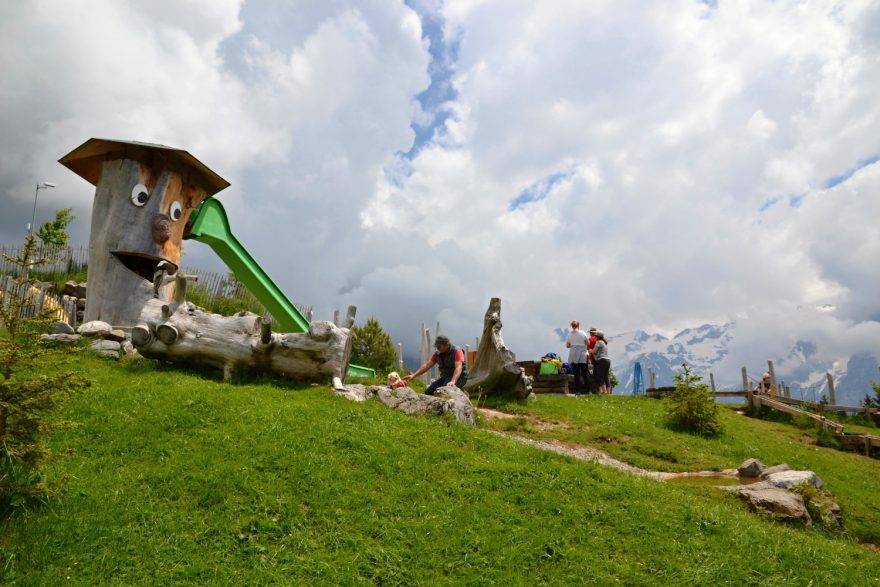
[0,236,89,515]
[665,363,723,436]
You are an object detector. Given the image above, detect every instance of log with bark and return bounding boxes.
[131,275,352,382]
[463,297,532,399]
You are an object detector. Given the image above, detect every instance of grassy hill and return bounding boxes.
[2,353,879,585]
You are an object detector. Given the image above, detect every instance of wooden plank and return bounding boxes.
[758,396,845,433]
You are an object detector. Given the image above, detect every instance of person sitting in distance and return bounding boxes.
[387,371,407,389]
[756,373,775,396]
[403,335,468,395]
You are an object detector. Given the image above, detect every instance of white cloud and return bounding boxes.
[0,0,878,384]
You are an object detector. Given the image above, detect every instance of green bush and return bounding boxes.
[350,317,397,372]
[664,363,723,436]
[0,236,89,515]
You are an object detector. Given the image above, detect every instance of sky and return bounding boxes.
[1,0,878,384]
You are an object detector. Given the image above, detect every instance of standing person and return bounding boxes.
[566,320,589,396]
[586,327,599,394]
[591,330,612,394]
[404,335,468,396]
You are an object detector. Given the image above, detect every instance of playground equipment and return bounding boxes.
[59,138,373,381]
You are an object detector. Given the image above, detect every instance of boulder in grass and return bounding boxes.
[40,333,82,344]
[764,470,822,490]
[737,458,767,477]
[733,486,811,524]
[48,320,75,335]
[759,463,791,479]
[90,339,120,359]
[103,328,126,342]
[78,320,112,338]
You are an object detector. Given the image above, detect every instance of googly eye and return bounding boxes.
[169,201,183,221]
[131,184,150,207]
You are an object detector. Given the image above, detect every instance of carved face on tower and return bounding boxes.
[59,139,229,326]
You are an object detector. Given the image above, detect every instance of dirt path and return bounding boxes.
[478,408,737,482]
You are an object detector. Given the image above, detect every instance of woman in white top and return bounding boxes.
[566,320,589,396]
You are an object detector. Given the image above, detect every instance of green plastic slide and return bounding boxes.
[187,198,373,378]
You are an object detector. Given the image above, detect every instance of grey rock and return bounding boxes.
[63,281,87,298]
[78,320,112,338]
[376,387,447,417]
[40,333,82,344]
[435,385,476,426]
[759,463,791,479]
[48,321,75,335]
[103,328,126,342]
[733,486,811,523]
[764,470,822,490]
[335,384,381,402]
[120,340,135,356]
[90,339,120,359]
[737,458,768,477]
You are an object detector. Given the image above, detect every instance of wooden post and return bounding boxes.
[743,367,752,410]
[709,373,716,394]
[425,327,434,382]
[397,343,403,370]
[767,360,777,399]
[343,305,357,329]
[649,368,656,390]
[333,309,340,326]
[260,316,272,344]
[826,372,836,405]
[779,380,785,399]
[465,344,470,368]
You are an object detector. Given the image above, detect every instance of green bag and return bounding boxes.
[539,361,559,375]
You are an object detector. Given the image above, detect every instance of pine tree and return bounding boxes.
[350,317,397,372]
[665,363,723,436]
[0,235,89,515]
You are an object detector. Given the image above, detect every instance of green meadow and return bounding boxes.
[2,353,879,585]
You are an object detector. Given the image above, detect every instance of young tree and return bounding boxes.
[665,363,723,436]
[350,317,397,372]
[36,208,75,249]
[0,236,88,515]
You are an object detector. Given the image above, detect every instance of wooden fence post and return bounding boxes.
[743,367,752,410]
[649,368,656,390]
[825,372,836,405]
[710,373,716,394]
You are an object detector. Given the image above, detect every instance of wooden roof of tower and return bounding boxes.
[59,138,230,196]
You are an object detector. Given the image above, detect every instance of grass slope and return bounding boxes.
[1,356,878,585]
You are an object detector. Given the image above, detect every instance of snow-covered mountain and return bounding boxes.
[609,323,879,406]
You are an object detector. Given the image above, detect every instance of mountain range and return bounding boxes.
[607,323,880,407]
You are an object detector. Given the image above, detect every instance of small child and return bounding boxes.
[387,371,407,389]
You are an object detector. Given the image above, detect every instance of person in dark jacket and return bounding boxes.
[404,335,468,395]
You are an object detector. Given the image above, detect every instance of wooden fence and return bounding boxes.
[180,267,312,323]
[645,361,879,458]
[0,275,80,329]
[0,243,88,279]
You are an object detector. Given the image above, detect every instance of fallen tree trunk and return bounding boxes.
[463,297,532,399]
[131,276,351,382]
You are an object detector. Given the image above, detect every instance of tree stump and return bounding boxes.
[463,297,532,399]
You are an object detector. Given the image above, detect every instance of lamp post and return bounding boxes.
[29,181,56,238]
[24,181,56,278]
